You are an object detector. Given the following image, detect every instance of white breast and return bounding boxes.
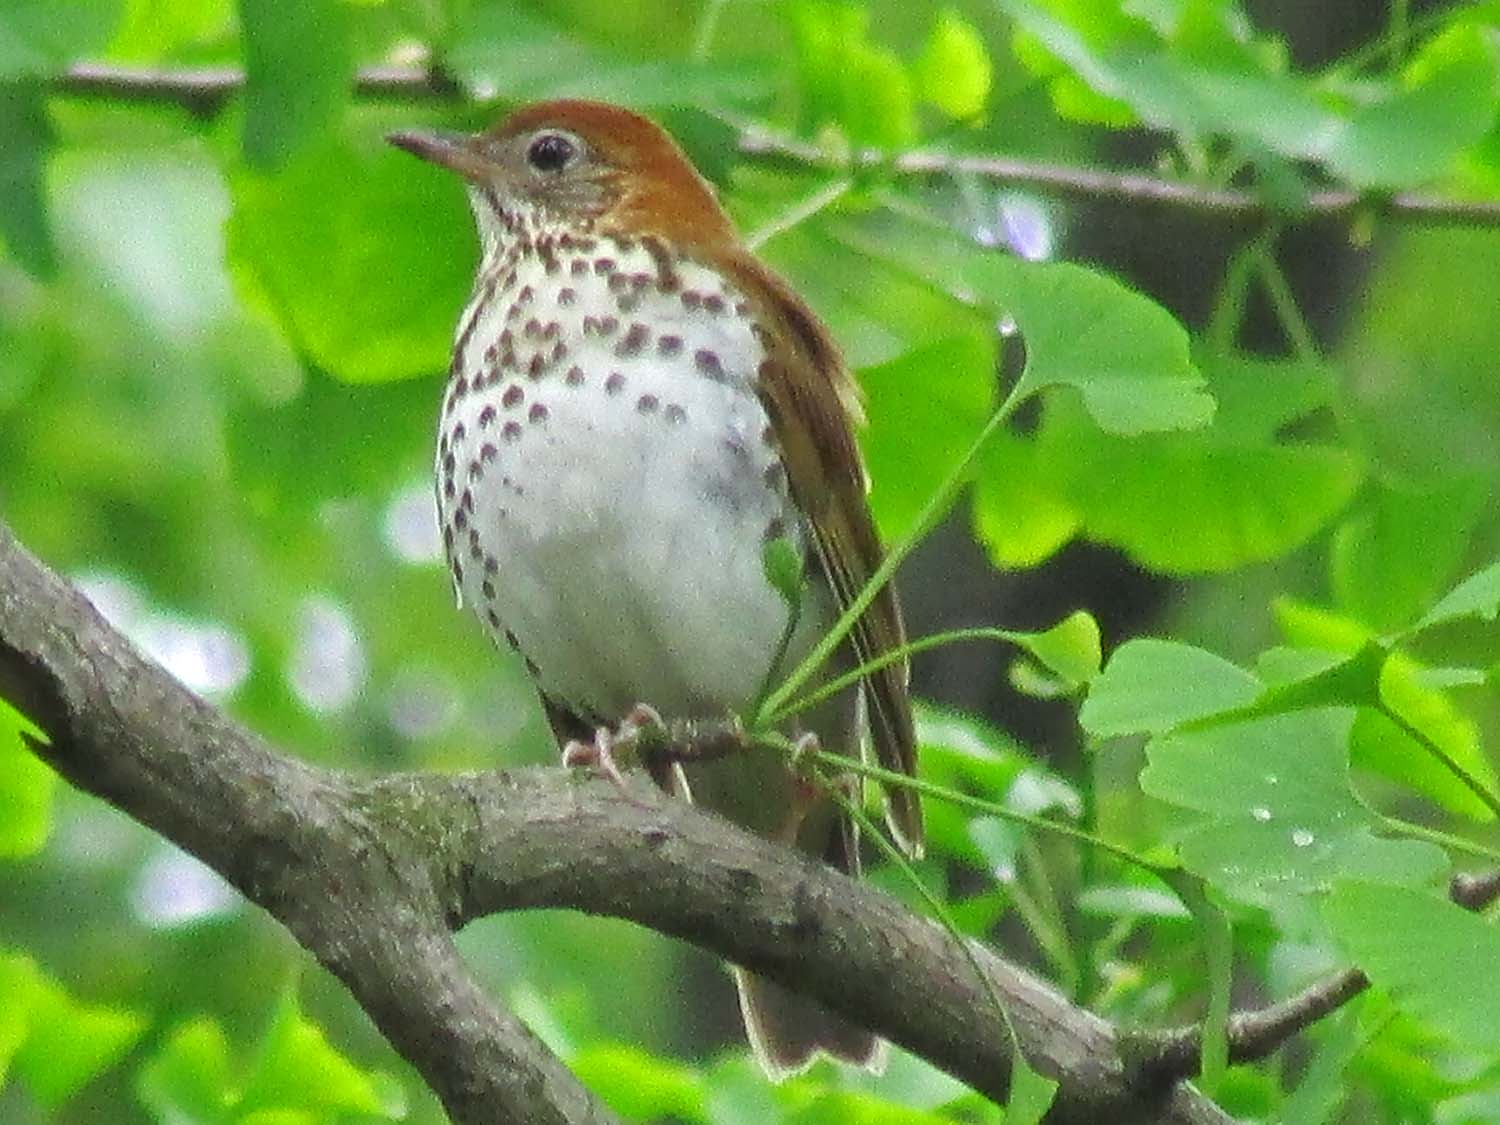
[436,233,820,722]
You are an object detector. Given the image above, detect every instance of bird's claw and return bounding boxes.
[561,702,667,793]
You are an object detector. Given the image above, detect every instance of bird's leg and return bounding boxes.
[777,732,826,844]
[561,703,668,790]
[562,725,631,788]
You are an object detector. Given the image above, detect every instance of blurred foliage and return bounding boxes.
[3,0,1500,1121]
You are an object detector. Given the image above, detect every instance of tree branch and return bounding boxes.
[0,520,1232,1122]
[1136,864,1500,1080]
[46,62,1500,229]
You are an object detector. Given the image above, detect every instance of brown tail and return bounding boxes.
[733,968,887,1079]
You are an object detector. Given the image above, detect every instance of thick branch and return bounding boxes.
[0,518,1230,1123]
[47,62,1500,228]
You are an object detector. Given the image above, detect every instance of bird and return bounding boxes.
[388,99,922,1079]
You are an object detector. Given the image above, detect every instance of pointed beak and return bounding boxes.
[386,128,492,183]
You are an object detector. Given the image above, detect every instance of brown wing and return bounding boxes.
[723,253,923,856]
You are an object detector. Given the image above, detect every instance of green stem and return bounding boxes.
[765,625,1046,724]
[800,744,1169,877]
[1255,246,1320,362]
[744,177,852,251]
[690,0,729,63]
[819,773,1026,1073]
[1380,813,1500,863]
[1018,832,1079,992]
[1206,227,1276,354]
[1379,704,1500,823]
[754,384,1029,727]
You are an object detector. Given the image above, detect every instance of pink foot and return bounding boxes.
[561,703,667,790]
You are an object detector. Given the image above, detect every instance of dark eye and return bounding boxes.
[526,132,577,173]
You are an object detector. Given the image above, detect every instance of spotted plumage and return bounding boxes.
[390,99,921,1079]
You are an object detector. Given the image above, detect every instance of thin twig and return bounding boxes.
[44,63,1500,228]
[1135,865,1500,1081]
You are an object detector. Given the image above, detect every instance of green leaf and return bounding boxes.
[761,535,804,614]
[786,0,916,148]
[1413,561,1500,632]
[972,431,1082,568]
[0,82,54,276]
[1140,709,1449,904]
[975,370,1362,572]
[236,991,391,1117]
[859,333,995,542]
[12,967,147,1107]
[227,136,475,383]
[915,9,992,120]
[136,1017,235,1123]
[1331,476,1489,632]
[1005,610,1102,693]
[964,257,1213,434]
[0,954,42,1086]
[572,1043,708,1122]
[915,706,1036,867]
[1080,639,1260,738]
[1326,30,1500,189]
[1265,603,1500,820]
[444,7,771,106]
[1003,1048,1059,1125]
[0,697,55,857]
[239,0,353,168]
[1326,883,1500,1050]
[0,0,122,79]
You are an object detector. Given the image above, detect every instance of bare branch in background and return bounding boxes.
[47,63,1500,228]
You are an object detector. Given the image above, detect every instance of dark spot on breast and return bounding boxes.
[565,365,585,386]
[605,372,625,395]
[764,462,785,491]
[529,402,549,423]
[616,323,650,357]
[593,257,616,275]
[681,290,703,310]
[570,259,588,277]
[557,287,577,307]
[489,609,503,629]
[523,318,541,339]
[480,442,497,463]
[478,404,496,427]
[442,451,456,474]
[482,579,496,599]
[527,353,545,379]
[517,285,534,305]
[502,384,523,408]
[657,335,683,357]
[502,421,523,442]
[485,555,499,574]
[703,294,726,315]
[664,403,687,424]
[636,394,659,414]
[452,423,466,444]
[453,506,468,531]
[694,349,724,381]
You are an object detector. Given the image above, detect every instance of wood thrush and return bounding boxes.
[389,100,922,1078]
